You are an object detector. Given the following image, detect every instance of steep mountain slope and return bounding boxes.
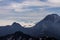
[0,14,60,39]
[0,31,34,40]
[0,31,56,40]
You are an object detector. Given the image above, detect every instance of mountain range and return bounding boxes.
[0,31,56,40]
[0,14,60,40]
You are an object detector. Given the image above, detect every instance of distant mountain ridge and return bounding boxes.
[0,31,33,40]
[0,31,56,40]
[0,14,60,39]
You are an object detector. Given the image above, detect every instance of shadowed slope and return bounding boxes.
[0,14,60,39]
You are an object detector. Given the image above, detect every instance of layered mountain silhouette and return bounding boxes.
[0,14,60,40]
[0,31,56,40]
[0,31,35,40]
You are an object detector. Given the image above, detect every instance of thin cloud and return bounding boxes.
[0,0,60,26]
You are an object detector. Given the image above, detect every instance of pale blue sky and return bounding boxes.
[0,0,60,27]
